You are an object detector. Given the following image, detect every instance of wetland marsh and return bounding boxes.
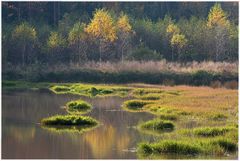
[2,82,238,159]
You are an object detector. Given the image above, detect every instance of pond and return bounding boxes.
[2,89,155,159]
[2,89,238,159]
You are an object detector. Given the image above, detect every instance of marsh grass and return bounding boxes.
[66,100,92,114]
[137,137,238,156]
[41,125,98,134]
[192,127,234,137]
[139,119,174,132]
[50,84,132,97]
[41,115,98,126]
[122,100,154,111]
[138,140,202,155]
[210,113,228,121]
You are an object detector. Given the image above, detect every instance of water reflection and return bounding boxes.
[2,90,153,159]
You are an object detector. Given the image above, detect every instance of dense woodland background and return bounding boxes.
[2,2,238,66]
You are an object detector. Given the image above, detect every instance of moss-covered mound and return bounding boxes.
[41,115,98,126]
[139,119,174,132]
[66,100,92,114]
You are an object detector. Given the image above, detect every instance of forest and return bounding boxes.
[2,2,238,64]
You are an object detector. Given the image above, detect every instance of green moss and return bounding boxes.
[66,100,92,114]
[192,127,232,137]
[139,119,174,132]
[41,115,98,126]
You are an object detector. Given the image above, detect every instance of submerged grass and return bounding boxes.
[66,100,92,114]
[41,115,98,126]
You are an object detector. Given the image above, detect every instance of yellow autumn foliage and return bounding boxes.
[117,14,132,33]
[207,3,230,29]
[85,9,117,42]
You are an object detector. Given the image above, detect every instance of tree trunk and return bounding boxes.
[22,44,26,66]
[99,40,102,63]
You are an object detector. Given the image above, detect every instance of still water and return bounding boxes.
[2,89,155,159]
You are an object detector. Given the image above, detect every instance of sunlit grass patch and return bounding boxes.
[212,138,238,152]
[66,100,92,114]
[50,85,71,93]
[159,113,178,120]
[41,115,98,126]
[122,99,153,112]
[139,119,174,132]
[137,137,238,157]
[50,83,132,97]
[209,113,228,121]
[192,127,233,137]
[137,93,162,100]
[138,140,202,155]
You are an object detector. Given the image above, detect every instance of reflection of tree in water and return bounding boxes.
[83,124,131,159]
[4,125,36,144]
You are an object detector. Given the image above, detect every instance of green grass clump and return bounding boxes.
[50,85,70,93]
[122,99,153,111]
[138,93,161,100]
[159,114,178,120]
[50,84,131,97]
[192,127,232,137]
[210,113,228,120]
[133,88,163,97]
[212,138,237,152]
[41,115,98,126]
[138,141,202,155]
[66,100,92,114]
[139,119,174,131]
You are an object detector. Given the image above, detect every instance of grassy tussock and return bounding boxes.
[192,127,233,137]
[66,100,92,114]
[122,99,153,111]
[138,141,202,155]
[41,115,98,126]
[139,119,174,131]
[159,114,178,120]
[138,138,237,156]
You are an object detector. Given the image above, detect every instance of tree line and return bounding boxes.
[2,2,238,66]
